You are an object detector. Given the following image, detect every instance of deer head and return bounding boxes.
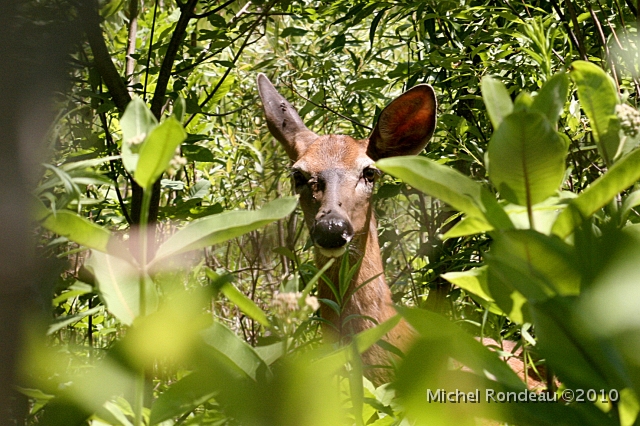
[257,74,437,259]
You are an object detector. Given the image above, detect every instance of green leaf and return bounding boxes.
[378,157,514,232]
[220,282,270,327]
[570,60,620,164]
[442,266,494,303]
[377,156,485,220]
[85,251,158,326]
[481,76,513,129]
[152,197,298,264]
[488,111,567,206]
[206,75,235,108]
[552,147,640,238]
[188,179,211,199]
[149,371,218,425]
[134,117,187,189]
[441,216,493,239]
[620,189,640,223]
[200,322,269,381]
[120,97,158,174]
[531,72,570,124]
[33,200,128,257]
[353,315,401,355]
[397,307,524,389]
[182,144,215,162]
[173,96,186,122]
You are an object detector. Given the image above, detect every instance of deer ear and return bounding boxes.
[257,73,318,161]
[367,84,437,161]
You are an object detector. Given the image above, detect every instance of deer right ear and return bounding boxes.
[257,73,318,161]
[367,84,437,161]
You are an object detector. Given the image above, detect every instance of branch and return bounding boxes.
[193,0,235,19]
[125,0,139,90]
[150,0,199,119]
[185,0,277,125]
[287,84,373,131]
[79,0,131,112]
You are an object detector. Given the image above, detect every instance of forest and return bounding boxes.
[3,0,640,425]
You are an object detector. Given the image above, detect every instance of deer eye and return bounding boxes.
[362,167,379,183]
[292,170,308,187]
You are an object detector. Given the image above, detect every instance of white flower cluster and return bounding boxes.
[273,291,319,313]
[616,103,640,138]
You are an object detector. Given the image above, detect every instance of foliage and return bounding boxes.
[18,0,640,425]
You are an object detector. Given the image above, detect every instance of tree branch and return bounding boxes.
[185,0,277,125]
[79,0,131,112]
[150,0,198,119]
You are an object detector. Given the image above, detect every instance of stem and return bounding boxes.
[134,187,152,426]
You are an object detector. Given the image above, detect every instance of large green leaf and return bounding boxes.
[152,196,298,264]
[199,322,269,381]
[570,60,620,164]
[120,97,157,174]
[376,156,485,219]
[85,251,158,326]
[134,116,187,189]
[397,307,524,389]
[531,72,570,124]
[33,200,128,258]
[488,111,567,206]
[481,76,513,129]
[552,147,640,238]
[220,282,270,327]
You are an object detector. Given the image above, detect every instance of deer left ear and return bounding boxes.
[367,84,437,161]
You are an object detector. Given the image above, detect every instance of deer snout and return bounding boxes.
[311,215,354,257]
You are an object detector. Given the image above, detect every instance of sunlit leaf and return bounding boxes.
[488,111,567,206]
[570,60,620,164]
[134,116,187,189]
[481,76,513,129]
[152,197,298,263]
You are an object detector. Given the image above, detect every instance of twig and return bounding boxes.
[564,0,589,60]
[550,0,587,61]
[143,0,159,102]
[588,3,621,92]
[79,0,131,112]
[150,0,199,119]
[287,84,373,131]
[185,0,278,125]
[125,0,139,91]
[192,0,235,19]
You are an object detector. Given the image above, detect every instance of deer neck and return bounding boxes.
[316,209,396,339]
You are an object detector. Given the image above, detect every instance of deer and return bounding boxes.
[257,74,437,385]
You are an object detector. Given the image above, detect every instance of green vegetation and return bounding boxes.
[17,0,640,425]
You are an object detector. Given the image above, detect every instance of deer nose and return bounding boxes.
[312,216,354,249]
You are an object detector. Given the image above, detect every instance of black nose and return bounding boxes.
[312,217,354,248]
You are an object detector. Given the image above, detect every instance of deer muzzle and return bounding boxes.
[311,214,354,257]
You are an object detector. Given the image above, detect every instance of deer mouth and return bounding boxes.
[317,245,348,258]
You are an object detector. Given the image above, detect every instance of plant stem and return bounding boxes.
[134,186,152,426]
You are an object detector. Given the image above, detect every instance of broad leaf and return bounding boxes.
[120,97,157,174]
[481,76,513,129]
[488,111,567,206]
[152,196,297,264]
[86,251,158,326]
[397,307,525,389]
[134,116,187,189]
[531,72,570,124]
[33,200,128,258]
[552,147,640,238]
[376,156,486,220]
[353,314,401,354]
[220,282,270,327]
[570,60,620,164]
